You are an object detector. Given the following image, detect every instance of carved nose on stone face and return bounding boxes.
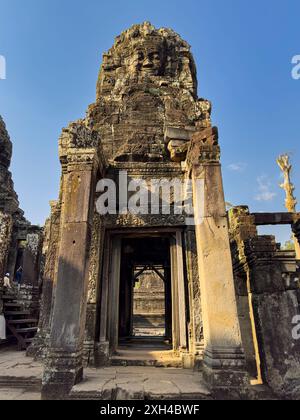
[143,57,153,68]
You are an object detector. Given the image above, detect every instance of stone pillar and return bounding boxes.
[0,212,13,314]
[41,122,105,399]
[108,237,122,354]
[184,227,204,360]
[187,127,248,391]
[170,234,188,353]
[27,201,61,359]
[83,213,105,366]
[175,231,188,351]
[95,234,111,366]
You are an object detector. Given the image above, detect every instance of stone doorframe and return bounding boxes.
[97,229,189,358]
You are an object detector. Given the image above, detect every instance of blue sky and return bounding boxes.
[0,0,299,244]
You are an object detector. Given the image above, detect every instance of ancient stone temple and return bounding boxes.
[28,22,300,400]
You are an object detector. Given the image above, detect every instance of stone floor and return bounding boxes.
[0,345,278,400]
[0,388,41,400]
[0,346,42,386]
[0,345,211,400]
[0,346,42,400]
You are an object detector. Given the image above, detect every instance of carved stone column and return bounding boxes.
[0,212,13,315]
[27,201,61,359]
[187,127,248,391]
[184,227,204,360]
[170,232,188,353]
[41,122,106,400]
[83,213,105,366]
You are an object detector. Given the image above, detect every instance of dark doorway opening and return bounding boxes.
[133,267,166,338]
[118,236,172,347]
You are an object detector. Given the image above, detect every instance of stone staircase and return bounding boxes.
[3,293,38,350]
[111,338,183,368]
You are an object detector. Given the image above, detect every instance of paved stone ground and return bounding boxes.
[0,346,42,385]
[0,346,278,400]
[0,388,40,400]
[0,346,211,400]
[0,346,42,400]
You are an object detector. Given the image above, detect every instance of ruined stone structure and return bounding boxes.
[7,22,297,400]
[0,116,43,347]
[229,207,300,395]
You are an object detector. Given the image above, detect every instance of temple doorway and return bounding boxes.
[118,237,172,347]
[102,230,188,362]
[132,267,166,338]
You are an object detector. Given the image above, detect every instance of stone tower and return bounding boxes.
[87,22,211,162]
[41,23,248,399]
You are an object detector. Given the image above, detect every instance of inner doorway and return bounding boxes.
[133,267,166,338]
[118,236,172,347]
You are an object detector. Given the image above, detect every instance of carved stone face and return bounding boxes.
[126,40,166,76]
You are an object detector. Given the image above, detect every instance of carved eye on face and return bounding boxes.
[137,51,144,61]
[147,52,161,64]
[152,52,161,62]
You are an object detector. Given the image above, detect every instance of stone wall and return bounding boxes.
[229,206,300,397]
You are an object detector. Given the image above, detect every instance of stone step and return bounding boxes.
[111,358,183,368]
[0,376,41,391]
[69,368,212,401]
[120,339,171,349]
[4,302,22,308]
[8,319,38,325]
[2,295,17,300]
[4,311,31,316]
[16,327,38,334]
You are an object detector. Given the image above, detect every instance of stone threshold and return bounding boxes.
[69,367,212,400]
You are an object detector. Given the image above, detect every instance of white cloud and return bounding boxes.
[255,175,277,202]
[228,162,247,172]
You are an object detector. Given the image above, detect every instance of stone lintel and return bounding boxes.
[164,126,194,143]
[164,127,194,163]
